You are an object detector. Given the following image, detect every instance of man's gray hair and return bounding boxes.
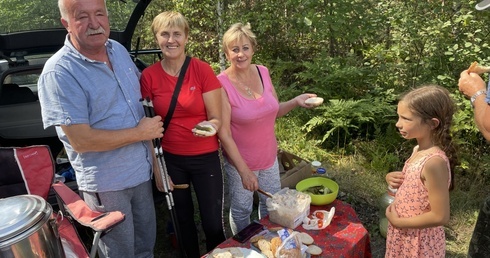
[58,0,108,19]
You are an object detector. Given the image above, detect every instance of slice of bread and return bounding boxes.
[192,124,216,136]
[270,237,282,256]
[257,239,271,253]
[306,244,322,256]
[298,232,314,245]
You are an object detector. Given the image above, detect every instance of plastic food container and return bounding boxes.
[266,188,311,229]
[311,161,321,174]
[296,177,339,205]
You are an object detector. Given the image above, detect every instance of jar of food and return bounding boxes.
[311,161,321,174]
[315,167,328,177]
[378,186,397,238]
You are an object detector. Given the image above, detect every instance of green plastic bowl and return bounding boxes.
[296,177,339,205]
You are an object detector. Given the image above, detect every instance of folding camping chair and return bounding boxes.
[0,145,125,258]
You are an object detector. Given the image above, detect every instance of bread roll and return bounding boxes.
[305,97,324,107]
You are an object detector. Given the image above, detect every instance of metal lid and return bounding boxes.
[311,161,322,167]
[0,195,52,247]
[316,167,326,174]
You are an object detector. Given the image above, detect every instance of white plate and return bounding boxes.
[208,247,265,258]
[239,247,266,257]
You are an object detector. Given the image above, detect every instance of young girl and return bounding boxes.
[385,85,457,258]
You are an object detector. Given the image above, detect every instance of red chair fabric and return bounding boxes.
[0,145,125,258]
[0,145,53,199]
[52,182,125,231]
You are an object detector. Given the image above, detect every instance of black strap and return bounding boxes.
[163,56,191,131]
[256,65,264,86]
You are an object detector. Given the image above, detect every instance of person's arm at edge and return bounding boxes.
[472,94,490,140]
[458,70,490,140]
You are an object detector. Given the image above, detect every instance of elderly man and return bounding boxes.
[38,0,162,257]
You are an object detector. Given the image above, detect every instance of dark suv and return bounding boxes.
[0,0,160,205]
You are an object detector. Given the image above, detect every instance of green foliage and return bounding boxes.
[3,0,490,211]
[0,0,59,32]
[302,95,396,150]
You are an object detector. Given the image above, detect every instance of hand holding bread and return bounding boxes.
[468,61,490,75]
[305,97,324,107]
[192,122,217,137]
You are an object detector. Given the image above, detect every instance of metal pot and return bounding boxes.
[0,195,65,258]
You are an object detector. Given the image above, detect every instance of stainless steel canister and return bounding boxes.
[0,195,65,258]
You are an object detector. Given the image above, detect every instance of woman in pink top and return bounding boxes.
[385,85,458,257]
[217,23,315,234]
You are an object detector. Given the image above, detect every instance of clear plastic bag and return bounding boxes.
[275,229,302,258]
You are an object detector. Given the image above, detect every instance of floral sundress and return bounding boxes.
[385,147,451,258]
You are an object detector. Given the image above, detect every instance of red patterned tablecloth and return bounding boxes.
[207,199,372,258]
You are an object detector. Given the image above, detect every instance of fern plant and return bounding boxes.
[302,96,395,150]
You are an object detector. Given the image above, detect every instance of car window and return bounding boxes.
[4,71,40,93]
[0,0,137,33]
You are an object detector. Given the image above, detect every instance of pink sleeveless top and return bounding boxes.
[217,65,279,170]
[385,147,451,258]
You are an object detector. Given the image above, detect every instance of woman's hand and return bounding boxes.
[386,171,404,189]
[295,93,317,108]
[192,120,217,137]
[241,170,259,192]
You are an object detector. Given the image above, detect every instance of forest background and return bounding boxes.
[137,1,490,257]
[2,0,489,257]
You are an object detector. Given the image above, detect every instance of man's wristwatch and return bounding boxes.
[470,89,487,108]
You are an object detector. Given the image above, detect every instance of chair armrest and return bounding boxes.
[52,182,125,232]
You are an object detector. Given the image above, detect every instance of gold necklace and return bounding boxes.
[243,85,254,97]
[161,60,182,77]
[232,72,255,98]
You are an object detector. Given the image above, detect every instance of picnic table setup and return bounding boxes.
[208,199,372,257]
[205,167,372,258]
